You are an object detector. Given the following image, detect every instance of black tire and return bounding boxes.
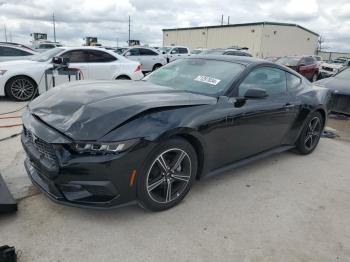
[115,75,131,80]
[152,64,162,71]
[5,76,37,101]
[138,137,197,211]
[295,111,324,155]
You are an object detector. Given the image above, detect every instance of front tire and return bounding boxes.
[5,76,37,101]
[138,138,197,211]
[295,111,323,154]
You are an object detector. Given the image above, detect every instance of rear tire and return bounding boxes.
[115,75,131,80]
[152,64,162,71]
[295,111,323,155]
[138,138,197,211]
[5,76,37,101]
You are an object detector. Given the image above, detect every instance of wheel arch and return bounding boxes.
[115,74,131,80]
[166,133,206,180]
[4,74,38,96]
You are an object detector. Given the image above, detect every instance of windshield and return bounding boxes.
[30,48,64,62]
[335,67,350,80]
[276,57,300,66]
[160,47,172,53]
[144,58,245,96]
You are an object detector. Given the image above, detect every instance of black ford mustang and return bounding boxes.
[22,56,331,211]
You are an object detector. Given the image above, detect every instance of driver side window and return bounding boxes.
[238,67,287,97]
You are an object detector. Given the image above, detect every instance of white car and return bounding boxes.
[32,42,63,53]
[319,58,350,78]
[0,44,38,62]
[160,46,190,63]
[0,47,143,101]
[123,47,167,72]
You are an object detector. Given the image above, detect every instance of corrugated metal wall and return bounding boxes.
[260,24,318,58]
[163,24,318,58]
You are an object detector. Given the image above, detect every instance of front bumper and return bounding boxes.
[21,110,153,209]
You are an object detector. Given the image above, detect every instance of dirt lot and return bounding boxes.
[1,98,350,262]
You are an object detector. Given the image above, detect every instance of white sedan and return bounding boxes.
[0,47,143,101]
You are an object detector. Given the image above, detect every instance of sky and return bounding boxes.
[0,0,349,52]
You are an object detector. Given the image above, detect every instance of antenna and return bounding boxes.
[227,16,230,25]
[221,14,224,26]
[53,12,56,42]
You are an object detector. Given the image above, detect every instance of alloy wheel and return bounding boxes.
[10,78,35,101]
[146,148,192,204]
[304,116,321,150]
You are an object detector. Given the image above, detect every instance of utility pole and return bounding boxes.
[4,24,7,42]
[221,14,224,26]
[128,16,131,46]
[227,16,230,25]
[9,32,12,42]
[52,12,56,43]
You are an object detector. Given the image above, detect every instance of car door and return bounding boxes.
[84,50,119,80]
[139,48,159,72]
[124,48,141,66]
[223,66,297,165]
[59,50,89,79]
[168,48,179,62]
[298,57,314,79]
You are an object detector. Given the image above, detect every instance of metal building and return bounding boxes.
[163,22,319,58]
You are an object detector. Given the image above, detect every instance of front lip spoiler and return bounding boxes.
[25,159,137,210]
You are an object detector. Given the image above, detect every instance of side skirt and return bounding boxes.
[204,145,295,179]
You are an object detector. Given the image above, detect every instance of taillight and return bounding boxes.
[134,64,141,72]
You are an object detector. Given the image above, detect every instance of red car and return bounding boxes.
[277,56,319,82]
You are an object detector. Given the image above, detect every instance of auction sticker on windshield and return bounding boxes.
[194,75,221,86]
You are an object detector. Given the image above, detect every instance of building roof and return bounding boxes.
[163,21,319,37]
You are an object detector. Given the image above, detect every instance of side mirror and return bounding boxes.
[244,88,268,99]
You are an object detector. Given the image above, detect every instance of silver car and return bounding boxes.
[0,44,37,62]
[123,47,167,72]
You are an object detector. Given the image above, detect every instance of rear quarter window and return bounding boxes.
[286,72,302,90]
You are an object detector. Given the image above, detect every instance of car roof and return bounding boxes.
[0,43,36,52]
[186,55,268,66]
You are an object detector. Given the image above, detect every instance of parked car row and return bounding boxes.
[0,47,143,101]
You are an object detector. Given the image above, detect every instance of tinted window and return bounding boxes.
[140,48,158,56]
[128,48,140,56]
[0,46,31,56]
[178,48,188,54]
[238,67,287,96]
[60,50,88,63]
[304,57,316,65]
[85,50,116,62]
[286,72,301,90]
[39,44,55,49]
[224,51,247,57]
[144,59,244,96]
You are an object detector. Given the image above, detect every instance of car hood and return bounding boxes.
[321,62,343,69]
[28,80,217,140]
[0,59,42,68]
[314,77,350,95]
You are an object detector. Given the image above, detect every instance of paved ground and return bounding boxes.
[1,99,350,261]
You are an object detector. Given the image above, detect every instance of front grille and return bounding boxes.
[330,94,350,114]
[322,66,334,72]
[23,127,57,162]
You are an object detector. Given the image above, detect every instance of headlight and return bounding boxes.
[71,139,139,155]
[0,70,7,75]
